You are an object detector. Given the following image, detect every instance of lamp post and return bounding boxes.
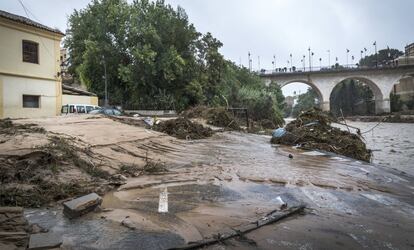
[351,55,354,66]
[311,52,314,70]
[308,47,311,71]
[272,61,275,72]
[302,55,306,71]
[327,50,331,68]
[289,53,293,69]
[360,50,363,62]
[248,52,251,72]
[273,54,276,70]
[346,49,350,68]
[373,41,378,68]
[319,58,322,69]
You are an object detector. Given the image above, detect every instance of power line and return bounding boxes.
[17,0,54,57]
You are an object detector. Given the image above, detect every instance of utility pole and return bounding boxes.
[102,55,108,107]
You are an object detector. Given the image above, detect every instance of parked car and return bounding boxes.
[61,104,101,114]
[89,108,122,116]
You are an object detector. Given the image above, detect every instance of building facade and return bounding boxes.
[0,10,64,118]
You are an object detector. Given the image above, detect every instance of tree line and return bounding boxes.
[65,0,284,125]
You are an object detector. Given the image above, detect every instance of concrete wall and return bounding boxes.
[0,17,63,118]
[0,75,59,118]
[62,95,99,106]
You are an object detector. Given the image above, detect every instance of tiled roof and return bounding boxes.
[63,84,97,97]
[0,9,64,36]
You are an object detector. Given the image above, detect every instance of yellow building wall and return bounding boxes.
[1,75,58,118]
[62,95,99,106]
[0,18,63,118]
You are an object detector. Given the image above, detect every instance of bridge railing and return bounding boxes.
[258,63,401,75]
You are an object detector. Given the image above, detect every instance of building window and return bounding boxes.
[23,95,40,108]
[22,40,39,64]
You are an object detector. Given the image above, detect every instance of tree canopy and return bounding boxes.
[65,0,284,125]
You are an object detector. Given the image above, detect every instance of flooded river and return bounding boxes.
[336,121,414,176]
[24,128,414,249]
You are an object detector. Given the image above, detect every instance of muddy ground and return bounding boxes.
[2,115,414,249]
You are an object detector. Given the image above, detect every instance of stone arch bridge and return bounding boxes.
[260,65,414,113]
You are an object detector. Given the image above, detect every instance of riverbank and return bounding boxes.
[346,114,414,123]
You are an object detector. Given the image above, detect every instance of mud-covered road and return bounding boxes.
[21,117,414,249]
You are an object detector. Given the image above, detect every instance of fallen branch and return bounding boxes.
[169,205,305,250]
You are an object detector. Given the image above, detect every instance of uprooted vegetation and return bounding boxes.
[154,117,213,139]
[182,106,241,130]
[0,118,46,135]
[271,108,372,162]
[0,136,110,207]
[120,152,168,177]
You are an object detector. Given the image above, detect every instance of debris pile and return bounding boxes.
[0,118,45,135]
[154,117,213,139]
[205,107,241,130]
[183,106,241,130]
[271,108,372,162]
[0,136,109,207]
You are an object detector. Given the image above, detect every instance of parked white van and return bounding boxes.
[61,104,101,114]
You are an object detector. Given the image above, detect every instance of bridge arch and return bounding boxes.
[279,79,325,110]
[330,76,384,114]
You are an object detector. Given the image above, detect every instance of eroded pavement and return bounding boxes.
[13,116,414,249]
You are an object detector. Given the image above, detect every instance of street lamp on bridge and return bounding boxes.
[327,50,331,68]
[311,52,314,70]
[319,58,322,69]
[289,53,293,69]
[373,41,378,68]
[346,49,350,67]
[302,55,306,71]
[308,47,312,71]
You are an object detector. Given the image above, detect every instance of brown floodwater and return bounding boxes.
[25,130,414,249]
[341,121,414,176]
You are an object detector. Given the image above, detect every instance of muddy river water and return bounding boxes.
[343,121,414,176]
[25,124,414,249]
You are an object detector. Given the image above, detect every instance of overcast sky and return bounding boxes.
[1,0,413,95]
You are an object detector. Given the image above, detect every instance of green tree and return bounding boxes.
[64,0,285,123]
[330,79,374,116]
[291,88,319,117]
[359,48,403,67]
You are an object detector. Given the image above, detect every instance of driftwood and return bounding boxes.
[169,205,305,250]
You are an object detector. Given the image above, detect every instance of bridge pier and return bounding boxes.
[321,101,330,112]
[376,98,391,114]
